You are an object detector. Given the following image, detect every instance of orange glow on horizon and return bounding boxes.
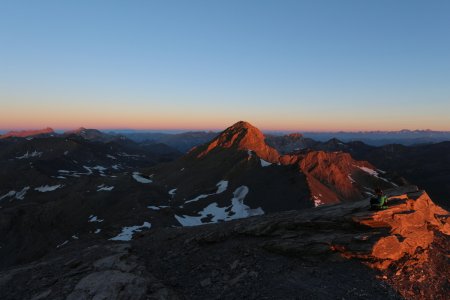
[1,118,448,133]
[2,99,449,132]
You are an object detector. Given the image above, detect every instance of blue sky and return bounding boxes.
[1,0,449,131]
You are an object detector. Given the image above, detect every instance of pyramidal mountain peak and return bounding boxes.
[195,121,280,162]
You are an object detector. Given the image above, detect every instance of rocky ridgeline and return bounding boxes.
[0,185,448,299]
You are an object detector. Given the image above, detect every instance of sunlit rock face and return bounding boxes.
[194,121,280,163]
[348,187,449,269]
[0,127,54,139]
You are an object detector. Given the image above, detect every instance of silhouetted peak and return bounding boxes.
[0,127,55,139]
[65,127,88,134]
[287,133,303,139]
[326,138,344,145]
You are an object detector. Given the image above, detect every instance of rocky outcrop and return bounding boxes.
[0,243,179,300]
[351,188,450,269]
[134,185,447,300]
[2,186,445,299]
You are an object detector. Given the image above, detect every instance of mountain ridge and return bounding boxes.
[0,127,55,139]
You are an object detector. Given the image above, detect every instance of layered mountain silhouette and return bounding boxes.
[0,121,448,299]
[126,131,219,152]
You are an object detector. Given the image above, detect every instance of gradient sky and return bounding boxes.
[1,0,449,131]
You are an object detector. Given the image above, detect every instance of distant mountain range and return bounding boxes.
[0,121,448,299]
[3,128,449,148]
[300,130,450,146]
[120,129,450,148]
[0,121,400,268]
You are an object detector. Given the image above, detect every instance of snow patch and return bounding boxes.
[313,195,324,207]
[16,150,42,159]
[0,191,16,201]
[58,166,103,178]
[132,172,152,183]
[185,180,229,204]
[35,185,62,192]
[88,215,104,223]
[92,165,107,172]
[94,229,101,234]
[176,186,264,227]
[357,166,398,186]
[168,188,177,197]
[357,166,379,177]
[10,187,30,200]
[109,222,151,241]
[56,240,68,248]
[147,205,169,210]
[347,175,356,183]
[16,187,29,199]
[97,184,114,192]
[185,194,209,204]
[216,180,229,194]
[377,168,387,174]
[260,158,272,167]
[107,154,117,160]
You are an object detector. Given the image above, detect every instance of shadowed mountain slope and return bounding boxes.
[0,121,399,268]
[0,186,447,300]
[150,121,398,221]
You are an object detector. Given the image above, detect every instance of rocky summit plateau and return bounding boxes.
[0,121,449,300]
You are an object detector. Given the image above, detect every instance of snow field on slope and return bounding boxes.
[175,186,264,227]
[109,222,152,241]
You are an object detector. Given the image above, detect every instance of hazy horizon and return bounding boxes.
[1,1,449,131]
[1,123,449,135]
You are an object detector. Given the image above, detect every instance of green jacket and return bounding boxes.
[375,195,388,209]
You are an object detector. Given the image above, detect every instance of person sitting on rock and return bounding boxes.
[370,187,388,210]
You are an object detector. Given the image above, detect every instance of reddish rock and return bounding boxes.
[194,121,280,163]
[297,151,383,203]
[0,127,54,139]
[372,236,403,261]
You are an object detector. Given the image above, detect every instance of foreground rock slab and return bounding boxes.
[0,186,448,299]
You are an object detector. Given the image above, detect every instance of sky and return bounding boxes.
[1,0,449,132]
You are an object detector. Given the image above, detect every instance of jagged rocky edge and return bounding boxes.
[191,185,449,271]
